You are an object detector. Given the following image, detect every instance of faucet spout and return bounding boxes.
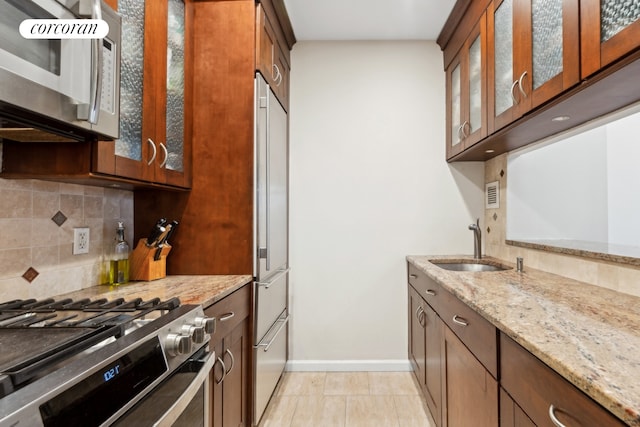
[468,218,482,259]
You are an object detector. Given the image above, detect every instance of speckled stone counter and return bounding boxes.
[407,255,640,426]
[56,275,253,308]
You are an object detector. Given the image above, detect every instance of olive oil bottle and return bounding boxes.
[109,221,130,285]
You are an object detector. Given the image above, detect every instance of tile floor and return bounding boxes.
[258,372,436,427]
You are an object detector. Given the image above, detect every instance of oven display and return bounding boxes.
[39,336,167,426]
[102,364,121,382]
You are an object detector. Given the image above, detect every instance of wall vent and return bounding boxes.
[486,181,499,209]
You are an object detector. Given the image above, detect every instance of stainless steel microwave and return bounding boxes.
[0,0,120,141]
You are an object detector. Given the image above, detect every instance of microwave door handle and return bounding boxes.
[77,0,103,124]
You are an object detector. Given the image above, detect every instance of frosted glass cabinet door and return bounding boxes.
[488,0,579,134]
[492,0,514,120]
[165,0,185,174]
[451,63,462,148]
[581,0,640,78]
[116,0,145,164]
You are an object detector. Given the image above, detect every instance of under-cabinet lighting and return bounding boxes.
[485,149,495,153]
[551,115,571,122]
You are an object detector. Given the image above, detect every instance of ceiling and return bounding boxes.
[282,0,458,41]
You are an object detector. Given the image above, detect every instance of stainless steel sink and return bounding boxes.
[430,261,511,272]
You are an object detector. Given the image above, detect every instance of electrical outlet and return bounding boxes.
[73,227,90,255]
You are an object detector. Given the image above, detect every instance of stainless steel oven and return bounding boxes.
[0,0,121,140]
[0,300,216,427]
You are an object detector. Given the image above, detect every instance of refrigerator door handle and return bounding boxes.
[254,314,289,352]
[256,268,290,289]
[265,87,271,271]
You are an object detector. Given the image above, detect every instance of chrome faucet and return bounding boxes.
[468,218,481,259]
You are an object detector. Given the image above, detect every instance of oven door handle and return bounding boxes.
[153,350,216,427]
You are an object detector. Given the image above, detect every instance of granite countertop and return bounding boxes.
[407,255,640,426]
[56,275,253,308]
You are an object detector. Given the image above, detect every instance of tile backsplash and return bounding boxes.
[0,178,133,300]
[485,154,640,297]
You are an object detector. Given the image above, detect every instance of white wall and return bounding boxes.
[288,41,484,371]
[607,112,640,247]
[507,127,609,243]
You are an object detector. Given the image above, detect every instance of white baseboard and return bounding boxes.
[285,359,412,372]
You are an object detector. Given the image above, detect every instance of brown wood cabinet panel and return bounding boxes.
[581,0,640,79]
[409,286,427,386]
[408,264,442,313]
[486,0,579,139]
[135,0,256,275]
[408,285,443,427]
[256,3,290,110]
[439,287,498,379]
[206,284,251,427]
[500,387,536,427]
[442,326,498,427]
[204,285,251,345]
[500,333,625,427]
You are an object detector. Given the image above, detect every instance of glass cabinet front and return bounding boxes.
[165,0,185,173]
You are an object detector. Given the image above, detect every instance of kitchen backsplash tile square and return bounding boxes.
[0,178,133,300]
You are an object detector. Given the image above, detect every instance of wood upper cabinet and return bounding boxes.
[581,0,640,79]
[256,3,291,111]
[94,0,192,188]
[446,13,487,158]
[500,333,625,427]
[487,0,580,134]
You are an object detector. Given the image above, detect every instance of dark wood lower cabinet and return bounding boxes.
[211,321,249,427]
[500,333,625,427]
[442,326,498,427]
[500,388,535,427]
[407,262,626,427]
[409,286,443,425]
[204,285,251,427]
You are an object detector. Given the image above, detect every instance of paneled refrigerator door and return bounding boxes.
[255,74,289,282]
[253,73,289,426]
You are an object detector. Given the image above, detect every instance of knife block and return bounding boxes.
[130,239,172,281]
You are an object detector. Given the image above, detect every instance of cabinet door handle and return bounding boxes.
[224,349,235,374]
[452,315,469,327]
[548,405,568,427]
[272,63,282,87]
[147,138,157,166]
[510,80,519,105]
[461,120,470,138]
[457,124,464,141]
[214,357,227,384]
[409,274,418,279]
[518,71,528,99]
[425,289,436,296]
[159,142,168,168]
[220,312,235,322]
[415,306,423,320]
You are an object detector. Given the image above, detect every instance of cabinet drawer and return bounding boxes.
[205,284,251,344]
[407,263,442,313]
[500,333,625,427]
[439,288,497,378]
